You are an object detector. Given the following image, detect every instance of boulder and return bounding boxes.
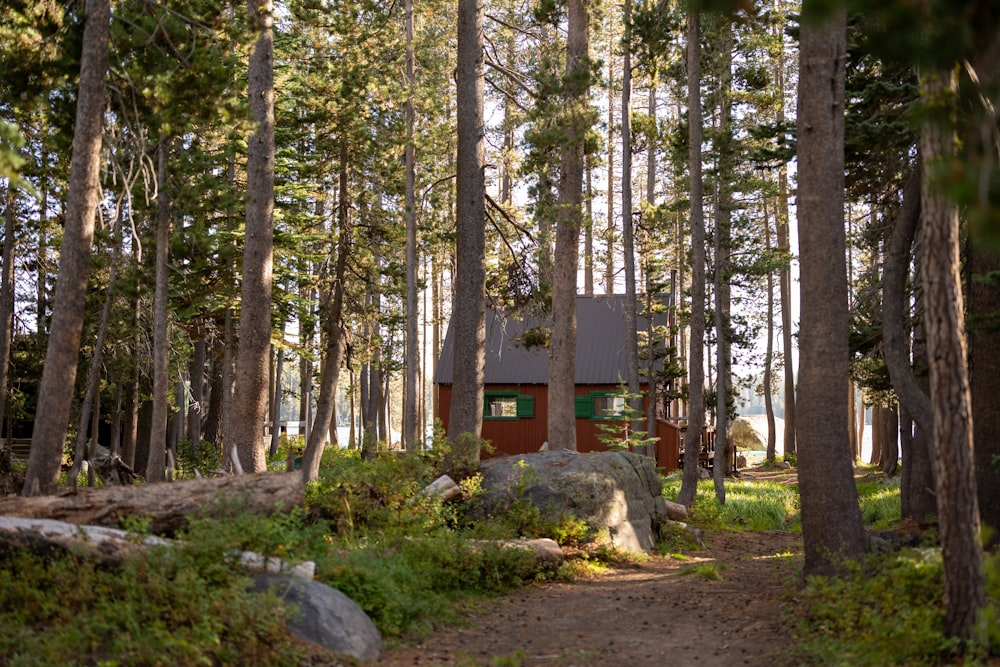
[732,416,765,451]
[250,573,382,661]
[473,450,682,553]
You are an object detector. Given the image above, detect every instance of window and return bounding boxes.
[575,391,628,420]
[594,394,626,418]
[484,392,535,420]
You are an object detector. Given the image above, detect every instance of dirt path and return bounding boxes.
[375,528,803,666]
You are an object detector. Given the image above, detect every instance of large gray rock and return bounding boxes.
[474,450,675,553]
[250,573,382,661]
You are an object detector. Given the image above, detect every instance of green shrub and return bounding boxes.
[790,549,977,666]
[0,544,300,666]
[314,533,537,638]
[305,448,440,535]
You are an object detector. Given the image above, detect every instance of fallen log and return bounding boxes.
[0,515,315,577]
[0,471,304,535]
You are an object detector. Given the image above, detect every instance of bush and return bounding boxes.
[0,541,301,666]
[791,548,986,666]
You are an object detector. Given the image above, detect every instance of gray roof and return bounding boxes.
[434,294,671,385]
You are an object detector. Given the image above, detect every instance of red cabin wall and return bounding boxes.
[436,383,679,472]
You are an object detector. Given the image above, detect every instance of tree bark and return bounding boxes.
[919,66,985,644]
[882,405,899,476]
[775,16,796,457]
[68,209,124,488]
[268,345,283,459]
[548,0,590,452]
[147,141,171,484]
[882,168,932,433]
[970,241,1000,547]
[403,0,419,452]
[0,186,15,453]
[794,1,867,575]
[230,0,276,473]
[620,0,643,452]
[763,199,776,462]
[23,0,110,496]
[301,139,351,484]
[677,10,706,509]
[447,0,487,464]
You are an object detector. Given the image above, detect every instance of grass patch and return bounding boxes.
[661,475,799,532]
[856,475,902,529]
[678,562,725,581]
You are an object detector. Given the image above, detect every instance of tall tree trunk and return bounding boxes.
[919,66,985,644]
[269,346,283,459]
[620,0,642,450]
[109,381,122,457]
[147,141,171,485]
[883,405,899,475]
[301,154,351,482]
[794,1,867,575]
[188,332,206,452]
[403,0,419,452]
[548,0,590,452]
[447,0,487,466]
[677,10,706,509]
[0,187,15,453]
[203,335,224,451]
[713,22,734,499]
[230,0,276,473]
[763,198,776,462]
[967,34,1000,550]
[68,206,125,488]
[584,154,594,296]
[605,48,616,296]
[24,0,110,496]
[869,403,882,466]
[971,242,1000,545]
[775,13,796,457]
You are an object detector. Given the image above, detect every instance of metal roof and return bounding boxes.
[434,294,671,385]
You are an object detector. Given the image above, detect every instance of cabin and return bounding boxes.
[434,294,682,472]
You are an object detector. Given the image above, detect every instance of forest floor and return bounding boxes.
[373,465,805,667]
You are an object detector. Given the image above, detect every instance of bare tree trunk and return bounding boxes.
[24,0,110,496]
[147,140,172,484]
[677,10,706,509]
[301,151,351,482]
[68,206,125,488]
[883,405,899,475]
[794,1,867,575]
[268,346,283,459]
[620,0,643,451]
[775,13,796,457]
[0,187,15,454]
[919,65,985,644]
[605,48,616,296]
[763,198,776,462]
[447,0,487,464]
[188,333,206,452]
[230,0,276,473]
[713,21,734,498]
[403,0,419,452]
[548,0,590,452]
[869,403,882,466]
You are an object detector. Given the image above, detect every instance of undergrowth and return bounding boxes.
[791,547,1000,665]
[661,474,800,531]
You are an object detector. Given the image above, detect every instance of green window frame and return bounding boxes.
[574,391,626,420]
[484,392,535,420]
